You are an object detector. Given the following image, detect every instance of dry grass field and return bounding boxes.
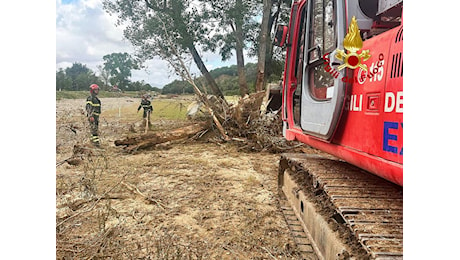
[56,96,304,259]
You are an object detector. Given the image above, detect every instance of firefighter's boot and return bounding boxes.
[90,135,101,147]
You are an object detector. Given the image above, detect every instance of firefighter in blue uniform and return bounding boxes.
[86,84,101,147]
[137,94,153,130]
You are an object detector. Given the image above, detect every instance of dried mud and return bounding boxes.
[56,97,303,259]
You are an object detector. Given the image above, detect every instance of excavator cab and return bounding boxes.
[278,0,401,141]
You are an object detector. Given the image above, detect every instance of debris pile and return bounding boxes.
[114,91,303,153]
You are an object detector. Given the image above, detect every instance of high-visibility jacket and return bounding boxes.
[86,95,101,118]
[137,99,153,112]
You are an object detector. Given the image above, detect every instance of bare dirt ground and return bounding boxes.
[56,97,304,259]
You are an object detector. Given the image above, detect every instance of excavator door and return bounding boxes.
[297,0,347,140]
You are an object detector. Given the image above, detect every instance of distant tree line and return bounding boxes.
[57,60,283,96]
[161,62,283,96]
[56,52,162,92]
[56,63,100,91]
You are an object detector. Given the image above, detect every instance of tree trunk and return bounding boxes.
[255,0,272,92]
[235,41,248,97]
[234,0,249,97]
[189,45,225,100]
[263,0,283,83]
[186,48,224,102]
[165,4,225,101]
[114,122,209,153]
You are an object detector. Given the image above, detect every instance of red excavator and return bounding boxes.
[274,0,403,258]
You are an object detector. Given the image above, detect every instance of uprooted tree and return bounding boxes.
[109,10,290,152]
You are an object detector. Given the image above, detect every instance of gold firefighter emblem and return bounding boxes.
[335,16,371,71]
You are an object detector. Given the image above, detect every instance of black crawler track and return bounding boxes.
[278,153,403,259]
[279,198,319,259]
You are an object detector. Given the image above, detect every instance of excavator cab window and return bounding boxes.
[307,0,336,101]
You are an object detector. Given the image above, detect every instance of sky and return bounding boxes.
[56,0,256,88]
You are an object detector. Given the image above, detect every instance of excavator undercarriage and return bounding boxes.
[278,153,403,259]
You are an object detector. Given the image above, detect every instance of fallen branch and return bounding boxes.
[121,181,166,209]
[261,246,277,260]
[114,122,209,153]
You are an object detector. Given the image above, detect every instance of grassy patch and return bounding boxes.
[152,100,190,120]
[101,99,192,122]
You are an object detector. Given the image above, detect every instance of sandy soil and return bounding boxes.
[56,97,303,259]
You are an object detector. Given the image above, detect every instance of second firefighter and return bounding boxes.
[86,84,101,146]
[137,94,153,131]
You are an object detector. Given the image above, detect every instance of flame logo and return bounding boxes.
[343,17,363,52]
[335,16,371,71]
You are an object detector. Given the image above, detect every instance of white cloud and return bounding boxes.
[56,0,128,63]
[56,0,170,85]
[55,0,255,88]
